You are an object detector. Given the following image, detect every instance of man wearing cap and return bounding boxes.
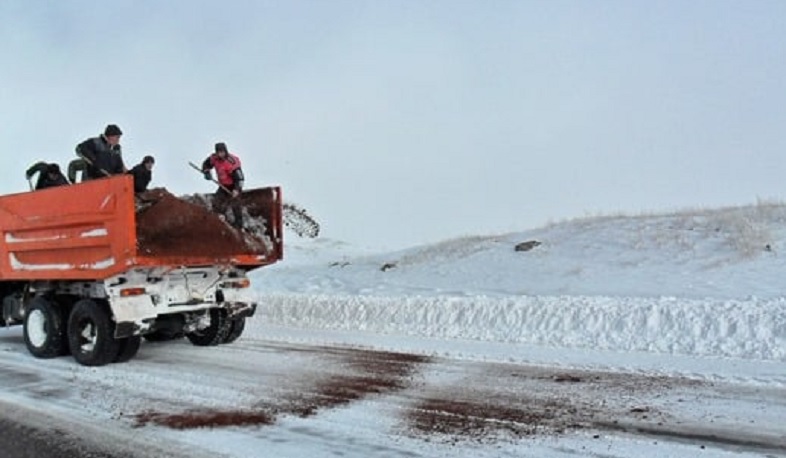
[75,124,128,180]
[201,142,245,230]
[128,155,155,193]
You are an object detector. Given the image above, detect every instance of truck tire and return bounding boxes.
[67,299,120,367]
[223,317,246,344]
[113,336,141,363]
[186,308,230,346]
[23,297,67,358]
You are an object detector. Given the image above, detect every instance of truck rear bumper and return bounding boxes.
[114,301,256,339]
[103,266,257,338]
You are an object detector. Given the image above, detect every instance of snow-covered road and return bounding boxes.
[2,318,785,458]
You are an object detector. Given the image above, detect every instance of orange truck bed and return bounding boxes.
[0,175,282,281]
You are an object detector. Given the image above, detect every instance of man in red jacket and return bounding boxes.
[201,142,245,229]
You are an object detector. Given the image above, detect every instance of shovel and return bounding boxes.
[188,161,236,196]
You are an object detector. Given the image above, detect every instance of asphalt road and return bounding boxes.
[0,408,128,458]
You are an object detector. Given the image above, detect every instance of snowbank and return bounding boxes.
[259,293,786,361]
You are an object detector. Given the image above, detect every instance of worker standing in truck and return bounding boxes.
[25,162,70,190]
[75,124,127,179]
[201,142,245,230]
[128,155,155,193]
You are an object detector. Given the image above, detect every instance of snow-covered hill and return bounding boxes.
[264,202,786,299]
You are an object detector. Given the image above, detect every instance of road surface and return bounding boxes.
[1,327,785,457]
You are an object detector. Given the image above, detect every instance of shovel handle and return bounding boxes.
[78,153,112,177]
[188,161,233,194]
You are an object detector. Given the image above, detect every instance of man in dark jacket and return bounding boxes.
[75,124,127,179]
[128,155,155,193]
[201,142,245,229]
[25,162,70,190]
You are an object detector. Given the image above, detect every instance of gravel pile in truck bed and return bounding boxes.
[134,188,268,258]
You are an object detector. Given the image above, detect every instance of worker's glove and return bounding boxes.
[203,171,211,180]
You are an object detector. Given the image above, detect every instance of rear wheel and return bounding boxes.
[223,317,246,344]
[67,299,120,367]
[113,336,141,363]
[186,308,230,346]
[23,296,67,358]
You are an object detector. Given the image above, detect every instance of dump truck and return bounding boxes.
[0,175,283,366]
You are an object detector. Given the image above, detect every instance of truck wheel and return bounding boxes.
[186,308,230,346]
[23,297,67,358]
[223,317,246,344]
[67,299,120,367]
[113,336,141,363]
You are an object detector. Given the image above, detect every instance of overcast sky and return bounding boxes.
[1,1,784,249]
